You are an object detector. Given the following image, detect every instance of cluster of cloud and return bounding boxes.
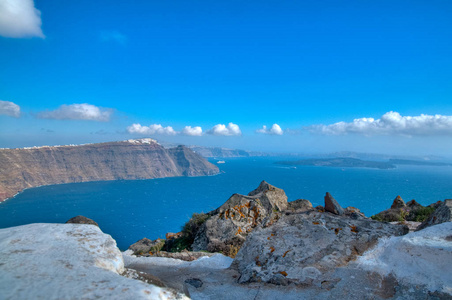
[256,124,284,135]
[182,126,203,136]
[37,103,113,122]
[207,123,242,136]
[127,123,243,137]
[0,100,21,117]
[308,111,452,136]
[0,0,44,38]
[127,124,177,136]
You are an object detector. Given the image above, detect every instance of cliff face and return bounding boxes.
[0,139,219,202]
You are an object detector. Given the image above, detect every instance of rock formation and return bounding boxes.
[371,195,437,223]
[324,192,345,215]
[234,206,408,285]
[417,199,452,231]
[0,223,188,299]
[0,139,219,202]
[191,181,287,255]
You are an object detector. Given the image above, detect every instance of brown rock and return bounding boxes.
[324,192,344,215]
[390,195,406,209]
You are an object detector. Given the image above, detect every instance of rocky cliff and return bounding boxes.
[0,139,219,202]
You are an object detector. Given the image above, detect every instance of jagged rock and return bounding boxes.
[129,238,165,255]
[391,195,406,209]
[406,199,421,208]
[191,181,288,255]
[324,192,344,215]
[234,210,408,284]
[417,199,452,231]
[286,199,313,213]
[0,223,188,299]
[66,215,99,227]
[343,207,366,219]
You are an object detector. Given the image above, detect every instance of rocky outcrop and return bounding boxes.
[371,196,440,224]
[417,199,452,231]
[324,192,344,215]
[0,223,188,299]
[286,199,313,213]
[129,238,165,255]
[66,215,99,227]
[0,139,219,202]
[191,181,288,255]
[390,195,406,209]
[234,210,408,285]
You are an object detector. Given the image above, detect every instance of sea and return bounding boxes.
[1,157,451,250]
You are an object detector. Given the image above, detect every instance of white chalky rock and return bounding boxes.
[0,223,188,300]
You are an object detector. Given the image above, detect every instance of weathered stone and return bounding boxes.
[417,199,452,231]
[406,199,421,208]
[129,238,165,255]
[66,215,99,227]
[391,195,406,209]
[343,206,366,219]
[286,199,313,213]
[192,181,288,255]
[324,192,344,215]
[0,223,188,300]
[234,210,408,285]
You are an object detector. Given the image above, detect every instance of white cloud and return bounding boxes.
[127,123,177,136]
[182,126,203,136]
[0,0,44,38]
[37,103,113,122]
[308,111,452,136]
[100,30,127,44]
[0,100,20,117]
[207,123,242,136]
[256,124,283,135]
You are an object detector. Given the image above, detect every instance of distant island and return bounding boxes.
[276,157,452,169]
[277,157,395,169]
[0,139,219,202]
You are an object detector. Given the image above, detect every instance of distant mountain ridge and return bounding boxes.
[187,146,268,158]
[0,139,219,202]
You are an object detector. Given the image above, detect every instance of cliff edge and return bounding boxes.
[0,139,219,202]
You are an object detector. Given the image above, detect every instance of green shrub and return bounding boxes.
[413,206,435,222]
[370,214,383,222]
[164,213,210,252]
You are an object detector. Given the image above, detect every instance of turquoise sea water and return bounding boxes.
[1,157,451,250]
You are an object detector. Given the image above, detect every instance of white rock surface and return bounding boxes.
[0,223,188,300]
[357,222,452,295]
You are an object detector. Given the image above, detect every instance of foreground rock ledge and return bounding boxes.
[0,223,188,300]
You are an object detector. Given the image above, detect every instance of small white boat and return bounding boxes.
[217,160,226,164]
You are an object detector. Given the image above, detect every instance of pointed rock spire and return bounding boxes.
[390,195,406,209]
[324,192,344,215]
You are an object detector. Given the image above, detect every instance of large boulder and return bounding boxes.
[191,181,288,255]
[0,223,188,299]
[417,199,452,231]
[234,209,408,285]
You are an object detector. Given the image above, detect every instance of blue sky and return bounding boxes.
[1,0,452,156]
